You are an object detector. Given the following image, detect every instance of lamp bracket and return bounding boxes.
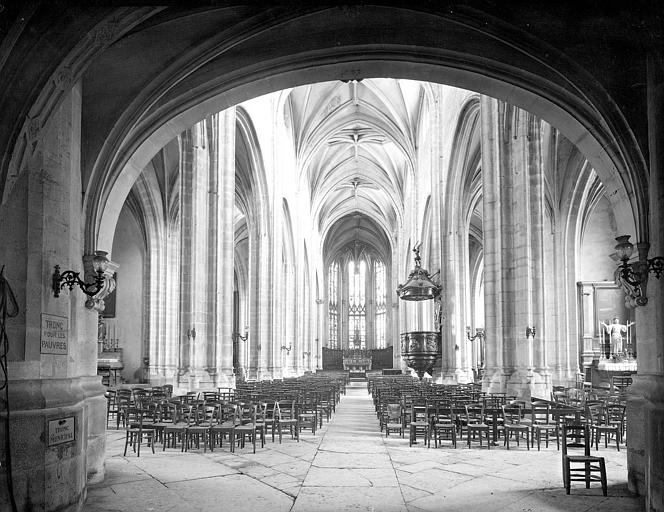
[613,235,664,307]
[52,266,105,298]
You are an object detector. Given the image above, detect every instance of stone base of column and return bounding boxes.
[505,369,533,401]
[504,368,549,401]
[148,365,178,387]
[0,377,98,512]
[627,374,664,509]
[548,365,578,388]
[433,368,474,384]
[482,367,508,394]
[214,368,236,389]
[81,376,108,485]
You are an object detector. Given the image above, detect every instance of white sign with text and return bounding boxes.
[48,417,75,446]
[40,313,68,355]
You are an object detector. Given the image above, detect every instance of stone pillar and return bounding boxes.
[480,95,507,393]
[177,122,212,388]
[480,98,549,400]
[211,109,236,388]
[0,83,105,511]
[627,51,664,511]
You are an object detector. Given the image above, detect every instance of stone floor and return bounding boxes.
[85,382,644,512]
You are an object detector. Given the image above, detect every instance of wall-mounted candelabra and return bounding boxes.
[525,326,536,339]
[613,234,664,307]
[466,326,485,342]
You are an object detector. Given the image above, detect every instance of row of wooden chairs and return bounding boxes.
[123,398,306,457]
[379,397,625,454]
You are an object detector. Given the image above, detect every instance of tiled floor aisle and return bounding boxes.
[85,382,644,512]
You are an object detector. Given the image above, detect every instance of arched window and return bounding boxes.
[348,259,367,349]
[328,261,339,349]
[375,260,386,349]
[327,253,387,350]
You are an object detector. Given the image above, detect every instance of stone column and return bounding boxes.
[627,51,664,511]
[177,122,212,388]
[211,109,236,388]
[480,95,507,393]
[480,98,549,400]
[0,83,105,511]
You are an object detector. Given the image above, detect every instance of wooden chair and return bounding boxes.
[409,402,430,447]
[234,403,263,453]
[123,408,155,457]
[530,401,559,450]
[209,403,238,452]
[465,404,491,449]
[562,424,607,496]
[298,394,318,435]
[384,403,404,438]
[275,400,299,443]
[162,403,188,451]
[183,404,215,452]
[431,404,456,448]
[502,405,530,450]
[606,403,627,442]
[587,403,621,451]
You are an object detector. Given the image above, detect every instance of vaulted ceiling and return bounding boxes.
[286,79,428,263]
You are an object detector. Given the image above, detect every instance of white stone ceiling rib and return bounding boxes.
[286,78,425,259]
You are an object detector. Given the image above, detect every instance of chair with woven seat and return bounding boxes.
[384,403,404,438]
[562,423,607,496]
[114,390,133,430]
[409,402,430,447]
[275,400,299,443]
[606,403,626,443]
[123,408,155,457]
[465,404,491,449]
[502,404,530,450]
[162,403,188,451]
[530,401,559,450]
[209,403,239,452]
[183,403,215,452]
[431,404,456,448]
[234,403,263,453]
[587,403,621,451]
[298,394,318,435]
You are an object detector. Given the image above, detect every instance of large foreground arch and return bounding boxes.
[1,4,662,512]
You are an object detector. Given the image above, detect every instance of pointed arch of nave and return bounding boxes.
[234,105,274,380]
[43,7,645,259]
[125,170,168,382]
[432,95,482,383]
[280,199,297,376]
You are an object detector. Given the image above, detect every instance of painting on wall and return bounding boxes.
[102,272,117,318]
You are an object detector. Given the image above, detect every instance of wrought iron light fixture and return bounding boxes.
[52,251,109,298]
[233,328,248,342]
[280,345,292,354]
[525,326,536,339]
[614,235,664,307]
[466,326,485,342]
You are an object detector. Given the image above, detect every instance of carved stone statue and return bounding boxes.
[601,317,634,356]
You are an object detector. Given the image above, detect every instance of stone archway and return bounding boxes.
[69,7,647,256]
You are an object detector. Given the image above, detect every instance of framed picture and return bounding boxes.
[102,272,117,318]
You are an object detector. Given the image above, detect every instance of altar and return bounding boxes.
[342,350,372,373]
